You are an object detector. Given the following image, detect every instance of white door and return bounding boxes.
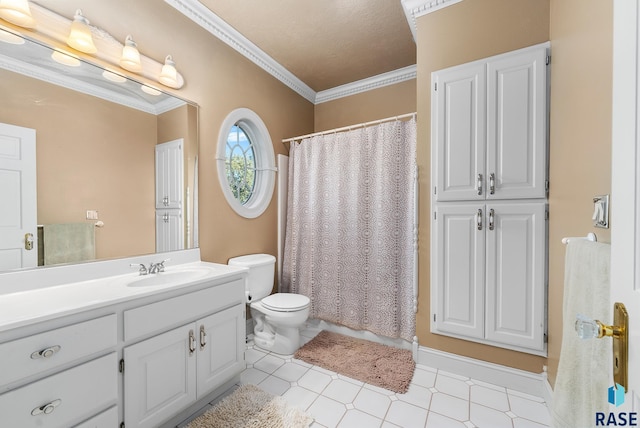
[124,324,196,428]
[155,139,184,210]
[196,305,245,397]
[432,62,486,202]
[486,44,548,200]
[485,201,546,351]
[0,123,37,270]
[611,0,640,410]
[433,203,485,339]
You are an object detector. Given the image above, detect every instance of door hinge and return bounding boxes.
[119,358,125,373]
[546,55,551,66]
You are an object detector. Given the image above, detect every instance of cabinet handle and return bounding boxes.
[200,325,207,350]
[163,196,169,206]
[30,345,61,360]
[489,208,495,231]
[189,329,196,355]
[31,399,62,416]
[477,173,483,195]
[489,173,496,195]
[476,209,483,231]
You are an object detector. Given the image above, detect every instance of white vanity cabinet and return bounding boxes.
[0,315,118,428]
[123,279,245,428]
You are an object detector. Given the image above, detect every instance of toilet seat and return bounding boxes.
[261,293,310,312]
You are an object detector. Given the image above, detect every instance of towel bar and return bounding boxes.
[561,232,597,244]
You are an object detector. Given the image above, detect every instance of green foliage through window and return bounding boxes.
[225,125,256,205]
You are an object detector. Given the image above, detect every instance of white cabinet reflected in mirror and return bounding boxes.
[0,29,198,273]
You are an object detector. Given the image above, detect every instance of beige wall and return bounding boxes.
[0,69,157,260]
[314,80,416,131]
[547,0,612,385]
[416,0,550,373]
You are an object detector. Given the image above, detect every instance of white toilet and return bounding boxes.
[228,254,310,355]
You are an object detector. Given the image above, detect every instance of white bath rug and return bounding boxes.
[186,384,313,428]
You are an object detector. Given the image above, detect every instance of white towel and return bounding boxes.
[552,240,611,428]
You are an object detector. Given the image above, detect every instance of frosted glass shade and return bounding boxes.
[120,35,141,72]
[158,55,179,88]
[67,9,96,54]
[0,0,36,28]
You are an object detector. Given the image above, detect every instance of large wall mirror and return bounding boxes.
[0,28,198,272]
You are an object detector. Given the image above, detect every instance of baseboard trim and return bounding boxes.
[418,346,549,398]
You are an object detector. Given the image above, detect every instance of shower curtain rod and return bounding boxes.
[282,112,416,144]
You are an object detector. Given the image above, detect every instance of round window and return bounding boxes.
[217,108,275,218]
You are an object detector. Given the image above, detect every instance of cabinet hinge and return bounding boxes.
[119,358,125,373]
[120,423,125,428]
[434,211,437,220]
[434,82,438,91]
[545,180,550,193]
[546,55,551,66]
[434,186,437,195]
[433,314,436,323]
[545,209,549,220]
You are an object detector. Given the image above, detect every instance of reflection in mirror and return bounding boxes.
[0,28,198,272]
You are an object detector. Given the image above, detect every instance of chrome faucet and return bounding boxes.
[130,263,149,276]
[148,259,170,274]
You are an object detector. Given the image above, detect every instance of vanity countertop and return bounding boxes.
[0,260,247,334]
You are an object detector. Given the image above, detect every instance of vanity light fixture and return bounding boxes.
[158,54,180,88]
[51,49,81,67]
[67,9,97,54]
[0,0,36,29]
[119,35,142,72]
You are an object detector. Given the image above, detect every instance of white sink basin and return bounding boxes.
[127,268,211,287]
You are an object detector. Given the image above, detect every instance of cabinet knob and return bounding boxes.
[31,399,62,416]
[30,345,61,360]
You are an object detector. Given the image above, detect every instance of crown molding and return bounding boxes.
[315,65,417,104]
[164,0,316,103]
[401,0,464,41]
[165,0,417,105]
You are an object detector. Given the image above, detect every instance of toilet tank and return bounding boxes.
[228,254,276,302]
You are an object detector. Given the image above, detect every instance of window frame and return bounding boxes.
[217,108,275,218]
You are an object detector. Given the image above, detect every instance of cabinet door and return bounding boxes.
[486,46,548,200]
[197,305,245,398]
[485,202,546,351]
[433,203,485,339]
[155,209,184,252]
[155,139,183,209]
[124,324,196,428]
[433,62,486,201]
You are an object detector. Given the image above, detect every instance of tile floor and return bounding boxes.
[184,327,552,428]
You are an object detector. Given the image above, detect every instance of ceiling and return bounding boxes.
[197,0,417,93]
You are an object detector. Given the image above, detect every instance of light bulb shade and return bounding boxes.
[0,0,36,28]
[158,54,179,88]
[67,9,96,54]
[120,35,141,72]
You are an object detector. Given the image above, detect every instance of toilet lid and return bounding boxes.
[261,293,310,312]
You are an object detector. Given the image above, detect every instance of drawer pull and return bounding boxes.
[31,399,62,416]
[30,345,61,359]
[200,325,207,350]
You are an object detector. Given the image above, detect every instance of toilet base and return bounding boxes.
[253,324,302,355]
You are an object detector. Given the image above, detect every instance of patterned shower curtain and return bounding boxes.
[281,118,416,341]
